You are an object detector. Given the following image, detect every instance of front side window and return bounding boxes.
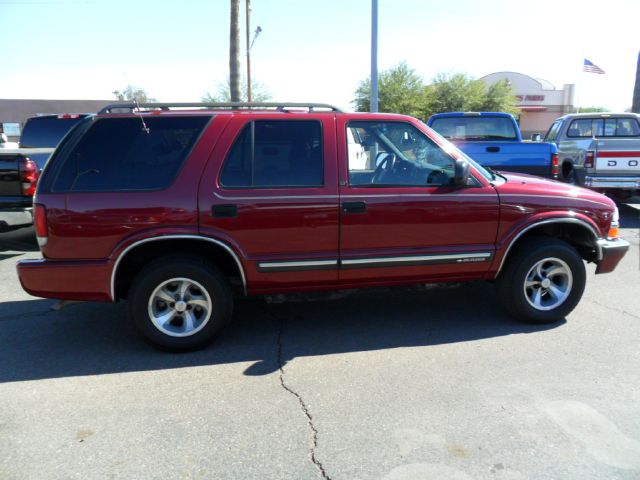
[347,121,455,187]
[220,120,323,188]
[544,121,561,142]
[52,116,210,192]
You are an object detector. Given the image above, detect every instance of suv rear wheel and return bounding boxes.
[496,238,586,323]
[128,255,233,351]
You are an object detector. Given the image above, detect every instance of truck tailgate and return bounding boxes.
[595,139,640,176]
[0,153,23,197]
[454,141,553,177]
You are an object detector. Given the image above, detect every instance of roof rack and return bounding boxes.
[98,102,343,114]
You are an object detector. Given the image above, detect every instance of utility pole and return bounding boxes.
[246,0,252,103]
[632,51,640,113]
[229,0,242,102]
[370,0,378,112]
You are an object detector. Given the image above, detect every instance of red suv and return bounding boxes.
[17,102,629,351]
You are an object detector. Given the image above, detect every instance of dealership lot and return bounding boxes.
[0,204,638,480]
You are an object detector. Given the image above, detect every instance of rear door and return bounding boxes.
[199,114,340,293]
[337,117,500,287]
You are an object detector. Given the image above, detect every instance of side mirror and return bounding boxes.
[453,158,470,186]
[530,133,541,142]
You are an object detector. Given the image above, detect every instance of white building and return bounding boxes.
[480,72,575,139]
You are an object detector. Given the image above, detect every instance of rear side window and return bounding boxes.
[52,116,210,192]
[20,116,87,148]
[220,120,323,188]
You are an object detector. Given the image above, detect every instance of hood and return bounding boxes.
[494,171,615,207]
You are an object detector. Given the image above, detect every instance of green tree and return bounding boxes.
[425,74,517,116]
[113,85,156,103]
[353,66,516,120]
[575,106,609,113]
[482,79,518,114]
[353,62,429,118]
[203,77,272,103]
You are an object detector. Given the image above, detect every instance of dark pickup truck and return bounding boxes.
[0,114,88,232]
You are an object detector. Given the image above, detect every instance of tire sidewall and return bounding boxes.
[129,258,233,351]
[500,241,586,323]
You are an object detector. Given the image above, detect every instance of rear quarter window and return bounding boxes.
[51,116,211,192]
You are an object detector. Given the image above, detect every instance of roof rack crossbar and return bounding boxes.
[98,102,342,114]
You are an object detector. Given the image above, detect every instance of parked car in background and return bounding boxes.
[544,113,640,199]
[17,102,628,351]
[0,114,88,232]
[426,112,559,179]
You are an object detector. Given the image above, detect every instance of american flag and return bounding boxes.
[583,59,605,74]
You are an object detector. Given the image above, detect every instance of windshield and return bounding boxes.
[430,116,518,141]
[20,116,87,148]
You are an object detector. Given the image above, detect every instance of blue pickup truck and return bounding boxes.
[426,112,559,179]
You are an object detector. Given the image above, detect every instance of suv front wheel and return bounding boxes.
[496,238,586,323]
[129,255,233,351]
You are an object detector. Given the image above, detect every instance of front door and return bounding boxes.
[337,118,500,287]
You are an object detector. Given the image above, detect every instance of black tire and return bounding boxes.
[564,165,578,185]
[128,255,233,351]
[496,238,586,324]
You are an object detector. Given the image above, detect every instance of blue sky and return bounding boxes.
[1,0,638,111]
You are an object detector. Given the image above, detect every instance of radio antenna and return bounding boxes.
[133,98,150,134]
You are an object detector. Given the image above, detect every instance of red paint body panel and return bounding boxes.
[16,109,625,302]
[17,259,112,301]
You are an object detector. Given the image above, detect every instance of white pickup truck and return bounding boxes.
[544,113,640,199]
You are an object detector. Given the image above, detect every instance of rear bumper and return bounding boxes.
[16,258,112,302]
[584,176,640,190]
[0,207,32,231]
[595,238,630,274]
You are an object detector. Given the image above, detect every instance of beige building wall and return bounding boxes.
[480,72,575,139]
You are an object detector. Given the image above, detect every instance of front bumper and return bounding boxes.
[584,176,640,190]
[595,237,630,274]
[0,207,32,231]
[16,258,113,301]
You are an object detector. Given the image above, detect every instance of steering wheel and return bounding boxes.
[371,153,396,184]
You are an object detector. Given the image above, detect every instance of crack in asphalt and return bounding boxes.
[274,313,332,480]
[587,299,640,321]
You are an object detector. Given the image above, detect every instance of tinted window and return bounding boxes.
[220,120,323,188]
[429,116,517,140]
[20,116,87,148]
[52,116,210,192]
[567,117,640,138]
[347,121,456,187]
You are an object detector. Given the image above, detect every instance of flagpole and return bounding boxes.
[576,55,584,113]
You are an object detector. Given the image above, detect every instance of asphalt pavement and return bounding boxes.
[0,204,639,480]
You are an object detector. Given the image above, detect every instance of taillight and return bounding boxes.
[57,114,80,119]
[551,153,559,178]
[18,157,39,197]
[584,151,595,168]
[33,203,48,247]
